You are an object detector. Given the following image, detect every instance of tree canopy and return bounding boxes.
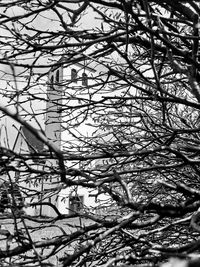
[1,0,200,266]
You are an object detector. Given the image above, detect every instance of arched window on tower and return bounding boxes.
[69,195,84,214]
[56,69,59,83]
[50,75,54,89]
[71,68,77,83]
[82,73,88,86]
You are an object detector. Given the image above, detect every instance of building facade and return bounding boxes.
[44,59,99,216]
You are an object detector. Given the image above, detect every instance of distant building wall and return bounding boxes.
[46,60,101,215]
[45,66,63,147]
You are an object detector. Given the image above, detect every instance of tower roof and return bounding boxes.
[50,56,96,73]
[21,126,44,153]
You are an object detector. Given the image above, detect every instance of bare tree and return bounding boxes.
[1,0,200,266]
